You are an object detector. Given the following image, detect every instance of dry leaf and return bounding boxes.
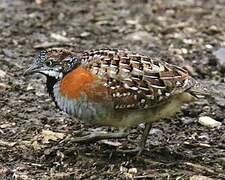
[41,130,65,144]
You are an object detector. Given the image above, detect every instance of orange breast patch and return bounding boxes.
[60,67,109,102]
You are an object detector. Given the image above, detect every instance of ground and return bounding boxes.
[0,0,225,179]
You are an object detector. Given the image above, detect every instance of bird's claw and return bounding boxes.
[116,146,144,156]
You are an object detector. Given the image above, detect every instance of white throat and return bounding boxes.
[41,70,63,79]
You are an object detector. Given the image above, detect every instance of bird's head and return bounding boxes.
[24,48,80,80]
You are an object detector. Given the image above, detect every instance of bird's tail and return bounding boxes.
[188,78,220,98]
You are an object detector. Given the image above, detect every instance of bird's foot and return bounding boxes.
[63,131,129,144]
[117,145,144,156]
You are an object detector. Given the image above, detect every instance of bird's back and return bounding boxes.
[79,48,195,109]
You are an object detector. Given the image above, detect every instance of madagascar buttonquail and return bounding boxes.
[25,48,209,154]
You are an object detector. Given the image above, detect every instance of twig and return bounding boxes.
[0,140,16,147]
[184,141,211,148]
[134,173,170,179]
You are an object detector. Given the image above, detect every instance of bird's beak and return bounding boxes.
[24,64,41,76]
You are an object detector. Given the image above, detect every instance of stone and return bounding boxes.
[0,69,6,78]
[213,48,225,67]
[190,175,214,180]
[198,116,222,128]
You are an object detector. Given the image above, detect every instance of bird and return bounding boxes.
[24,47,210,154]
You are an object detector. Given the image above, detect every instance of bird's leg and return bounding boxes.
[117,122,152,155]
[64,130,129,144]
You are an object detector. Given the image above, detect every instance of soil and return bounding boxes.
[1,0,225,179]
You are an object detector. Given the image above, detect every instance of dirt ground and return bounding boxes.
[1,0,225,179]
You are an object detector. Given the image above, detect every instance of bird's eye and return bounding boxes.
[45,60,53,66]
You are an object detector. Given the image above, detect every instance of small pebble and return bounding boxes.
[2,48,15,58]
[181,48,188,54]
[213,48,225,66]
[205,44,213,49]
[80,32,90,37]
[209,25,220,33]
[190,175,214,180]
[0,83,11,90]
[0,69,6,78]
[198,116,222,128]
[128,168,137,174]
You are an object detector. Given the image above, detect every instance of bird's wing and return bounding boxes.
[80,49,195,110]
